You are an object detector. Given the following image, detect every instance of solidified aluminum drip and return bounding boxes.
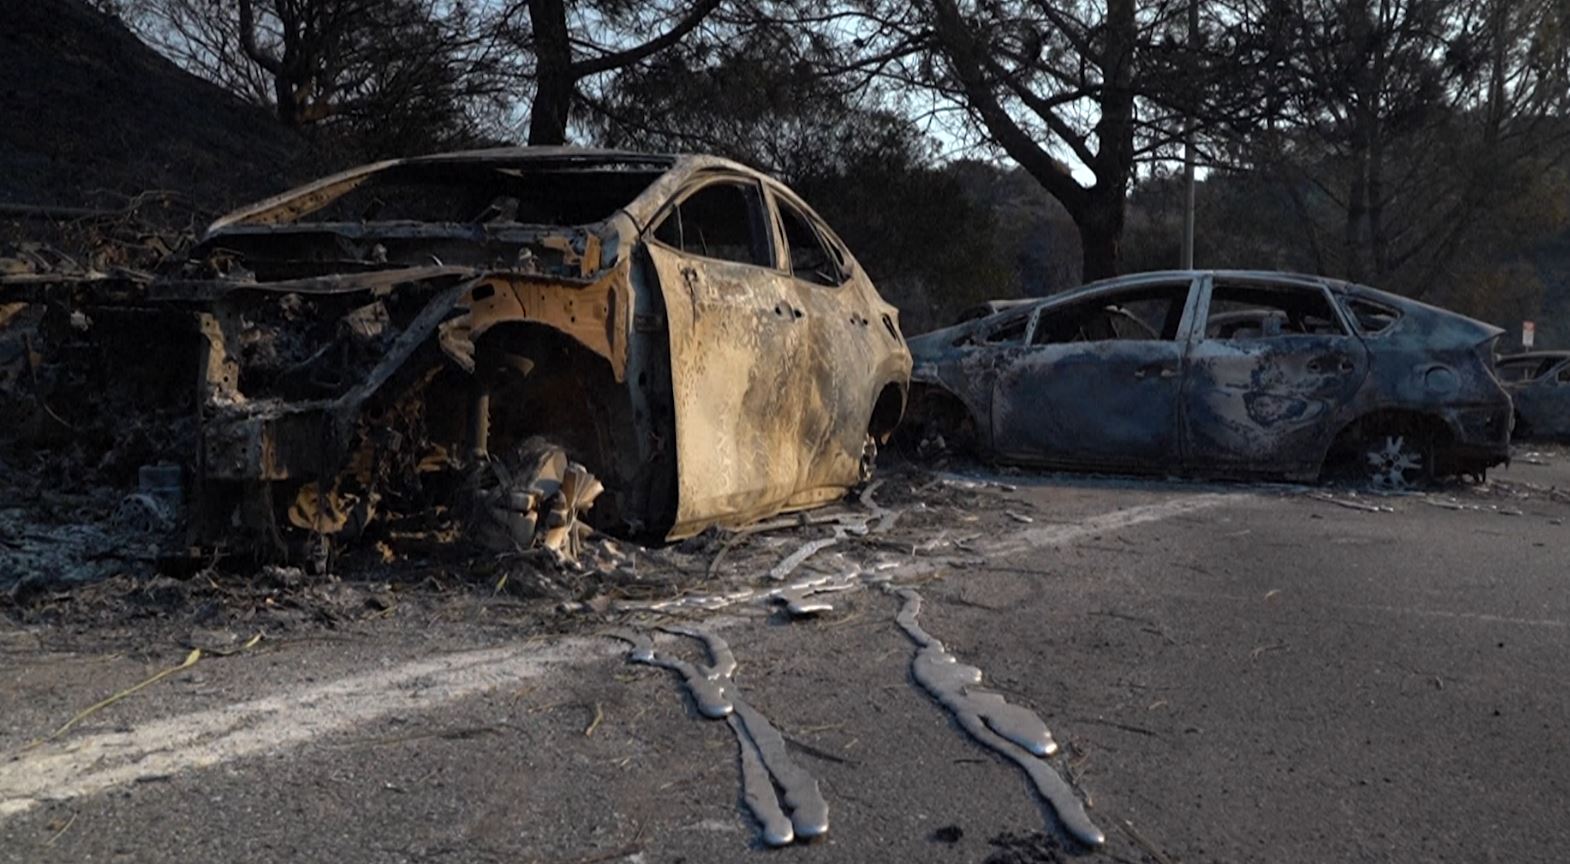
[858,479,899,533]
[772,572,858,615]
[618,569,864,616]
[892,588,1105,847]
[767,534,846,580]
[617,628,830,845]
[768,483,896,581]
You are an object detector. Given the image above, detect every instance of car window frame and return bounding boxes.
[1025,275,1205,346]
[1338,294,1403,338]
[645,175,776,271]
[972,310,1033,347]
[763,185,852,287]
[1195,275,1354,341]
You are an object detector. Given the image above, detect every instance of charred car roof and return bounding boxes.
[936,270,1502,341]
[205,148,770,234]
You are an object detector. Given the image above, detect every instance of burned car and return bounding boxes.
[907,270,1510,488]
[2,148,911,558]
[1497,351,1570,441]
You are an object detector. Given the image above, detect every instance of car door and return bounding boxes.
[989,278,1200,471]
[641,176,809,534]
[1517,359,1570,439]
[765,187,874,497]
[1181,275,1370,474]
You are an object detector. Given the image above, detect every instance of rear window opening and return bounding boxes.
[651,182,773,266]
[1343,298,1403,335]
[1206,282,1347,338]
[276,163,666,226]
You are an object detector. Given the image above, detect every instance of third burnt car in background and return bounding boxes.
[1497,351,1570,441]
[907,270,1512,489]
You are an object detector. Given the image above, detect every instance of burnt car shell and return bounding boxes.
[908,270,1510,482]
[1497,351,1570,441]
[4,147,911,553]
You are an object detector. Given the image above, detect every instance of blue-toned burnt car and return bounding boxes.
[907,270,1512,488]
[1497,351,1570,441]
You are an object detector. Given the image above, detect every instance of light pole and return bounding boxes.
[1181,0,1198,270]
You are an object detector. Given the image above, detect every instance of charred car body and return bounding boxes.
[2,148,911,557]
[907,270,1510,487]
[1497,351,1570,441]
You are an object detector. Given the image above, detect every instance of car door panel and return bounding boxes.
[990,280,1198,470]
[643,184,808,535]
[1516,362,1570,439]
[767,189,880,502]
[1181,280,1370,473]
[991,341,1186,469]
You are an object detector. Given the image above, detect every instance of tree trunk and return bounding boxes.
[1080,0,1136,281]
[527,0,573,145]
[1077,189,1125,281]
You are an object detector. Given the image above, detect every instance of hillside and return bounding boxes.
[0,0,307,220]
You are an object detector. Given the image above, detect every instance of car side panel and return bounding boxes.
[1182,333,1370,473]
[762,186,910,507]
[991,341,1187,470]
[1513,361,1570,440]
[645,242,811,538]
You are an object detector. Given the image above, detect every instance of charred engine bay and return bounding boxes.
[2,223,650,576]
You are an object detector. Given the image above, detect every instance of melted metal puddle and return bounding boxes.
[893,588,1105,847]
[617,627,830,846]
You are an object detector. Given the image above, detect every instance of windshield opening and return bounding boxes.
[273,163,666,227]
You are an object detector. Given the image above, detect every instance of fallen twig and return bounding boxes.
[1307,493,1390,513]
[1117,818,1177,864]
[33,648,202,746]
[44,812,77,846]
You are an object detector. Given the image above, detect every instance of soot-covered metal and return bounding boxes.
[907,270,1511,488]
[1498,351,1570,442]
[0,147,911,561]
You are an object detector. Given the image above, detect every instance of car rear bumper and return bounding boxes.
[1439,403,1513,472]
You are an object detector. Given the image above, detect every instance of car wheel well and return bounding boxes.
[868,382,907,443]
[473,322,658,534]
[896,382,979,456]
[1331,410,1454,451]
[1325,409,1451,485]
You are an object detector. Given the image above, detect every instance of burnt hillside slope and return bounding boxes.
[0,0,305,217]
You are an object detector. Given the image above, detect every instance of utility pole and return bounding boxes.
[1181,0,1197,269]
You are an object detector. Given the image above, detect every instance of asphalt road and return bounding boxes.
[4,457,1569,864]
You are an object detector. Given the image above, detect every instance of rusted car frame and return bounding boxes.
[2,148,911,555]
[1498,351,1570,441]
[907,270,1510,486]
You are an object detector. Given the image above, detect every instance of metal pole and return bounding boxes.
[1181,0,1198,269]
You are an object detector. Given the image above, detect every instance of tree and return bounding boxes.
[817,1,1271,280]
[1226,0,1570,296]
[119,0,505,156]
[586,16,1021,330]
[501,0,725,145]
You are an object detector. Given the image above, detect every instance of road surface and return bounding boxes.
[4,457,1568,863]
